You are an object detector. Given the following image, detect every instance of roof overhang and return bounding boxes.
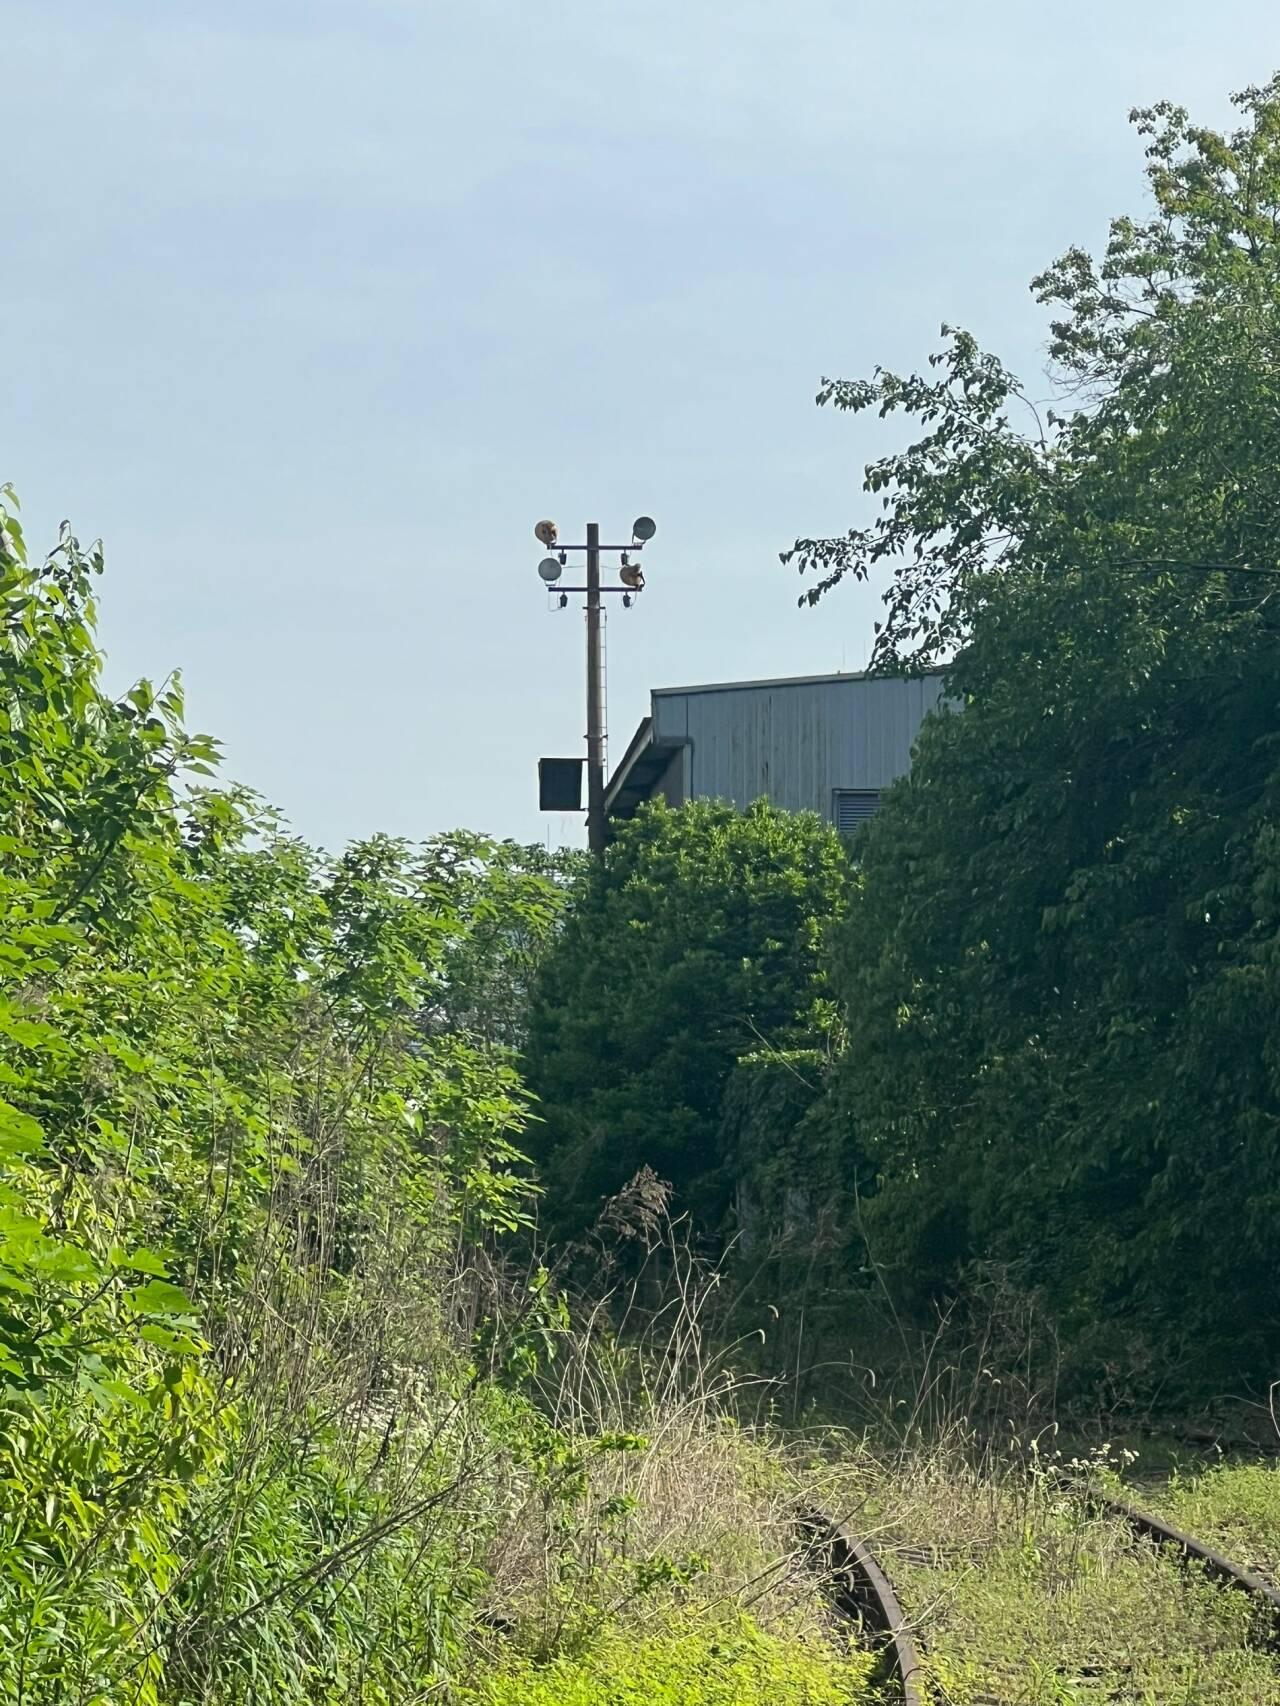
[604,715,680,823]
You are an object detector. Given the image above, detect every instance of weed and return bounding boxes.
[459,1611,878,1705]
[811,1437,1280,1703]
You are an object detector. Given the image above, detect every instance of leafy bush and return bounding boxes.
[0,487,562,1702]
[524,799,849,1238]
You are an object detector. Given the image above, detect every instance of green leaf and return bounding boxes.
[0,1102,45,1161]
[0,1208,46,1240]
[127,1279,197,1318]
[0,1018,60,1050]
[109,1246,169,1277]
[138,1323,208,1355]
[31,1244,101,1285]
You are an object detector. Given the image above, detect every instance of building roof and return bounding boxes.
[648,665,945,698]
[604,666,948,821]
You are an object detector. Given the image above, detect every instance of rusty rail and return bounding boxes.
[799,1475,1280,1703]
[1066,1477,1280,1645]
[800,1508,926,1706]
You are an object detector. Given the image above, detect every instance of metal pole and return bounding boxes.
[585,521,606,854]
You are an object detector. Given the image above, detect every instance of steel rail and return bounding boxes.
[799,1508,926,1706]
[1066,1476,1280,1645]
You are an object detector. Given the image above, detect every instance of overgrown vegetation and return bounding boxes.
[817,1440,1280,1703]
[803,75,1280,1405]
[0,485,560,1700]
[460,1615,876,1706]
[527,75,1280,1414]
[0,487,868,1700]
[1160,1461,1280,1580]
[475,1210,881,1702]
[12,59,1280,1706]
[523,799,849,1240]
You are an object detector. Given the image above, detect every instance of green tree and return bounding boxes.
[789,78,1280,1398]
[785,80,1280,667]
[523,801,849,1240]
[417,831,582,1051]
[0,486,552,1701]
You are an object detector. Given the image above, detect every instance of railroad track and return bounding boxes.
[801,1470,1280,1706]
[1067,1475,1280,1644]
[803,1479,1280,1704]
[800,1508,925,1706]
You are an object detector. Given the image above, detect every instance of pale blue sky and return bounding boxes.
[7,2,1275,849]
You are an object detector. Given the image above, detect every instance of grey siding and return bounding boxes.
[653,746,687,808]
[650,673,944,819]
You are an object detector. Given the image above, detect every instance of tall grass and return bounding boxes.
[477,1193,856,1669]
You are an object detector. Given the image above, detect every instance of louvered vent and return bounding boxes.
[832,789,881,834]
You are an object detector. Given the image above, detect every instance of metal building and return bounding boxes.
[604,669,947,832]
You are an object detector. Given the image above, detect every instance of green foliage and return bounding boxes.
[415,830,580,1051]
[505,1404,716,1662]
[785,79,1280,668]
[523,800,850,1238]
[0,484,561,1701]
[0,484,858,1702]
[791,77,1280,1398]
[460,1613,876,1706]
[719,1052,828,1228]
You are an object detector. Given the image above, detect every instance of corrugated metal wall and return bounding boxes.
[650,673,946,819]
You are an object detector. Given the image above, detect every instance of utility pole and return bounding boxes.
[585,522,605,853]
[533,515,657,854]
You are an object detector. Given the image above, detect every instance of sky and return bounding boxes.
[6,1,1277,850]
